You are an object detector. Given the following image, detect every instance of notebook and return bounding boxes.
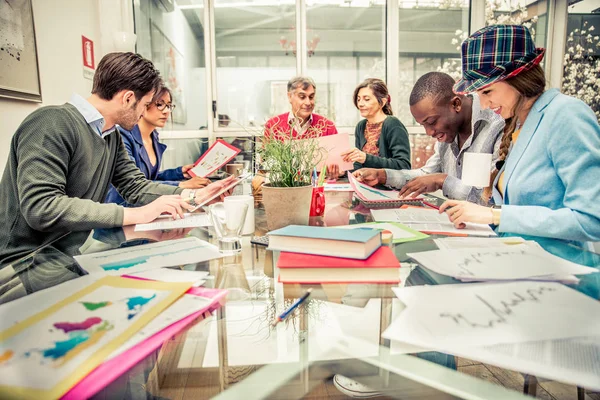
[277,246,400,283]
[268,225,381,259]
[348,173,423,208]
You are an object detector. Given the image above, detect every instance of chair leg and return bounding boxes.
[577,387,585,400]
[523,374,538,396]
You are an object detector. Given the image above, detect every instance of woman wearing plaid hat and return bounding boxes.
[439,25,600,242]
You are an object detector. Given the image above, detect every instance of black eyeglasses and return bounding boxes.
[154,101,176,111]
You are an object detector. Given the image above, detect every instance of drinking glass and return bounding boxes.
[206,202,249,254]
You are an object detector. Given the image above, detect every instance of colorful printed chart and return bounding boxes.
[0,276,191,399]
[74,237,222,276]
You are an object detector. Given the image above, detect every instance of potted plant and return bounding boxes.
[257,114,327,231]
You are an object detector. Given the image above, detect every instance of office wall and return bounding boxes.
[0,0,124,176]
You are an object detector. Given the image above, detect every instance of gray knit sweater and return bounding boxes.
[0,103,183,266]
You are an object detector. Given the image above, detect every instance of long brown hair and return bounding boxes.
[353,78,393,116]
[483,65,546,201]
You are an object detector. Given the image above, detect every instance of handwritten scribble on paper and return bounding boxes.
[440,285,557,328]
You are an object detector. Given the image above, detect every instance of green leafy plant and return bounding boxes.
[257,113,332,187]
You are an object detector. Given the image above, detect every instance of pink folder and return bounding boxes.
[61,286,227,400]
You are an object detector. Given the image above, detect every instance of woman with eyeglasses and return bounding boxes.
[105,86,210,206]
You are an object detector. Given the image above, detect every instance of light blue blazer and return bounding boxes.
[492,89,600,242]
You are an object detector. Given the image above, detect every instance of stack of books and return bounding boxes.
[268,225,401,284]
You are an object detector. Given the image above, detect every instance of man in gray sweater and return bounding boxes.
[0,52,229,266]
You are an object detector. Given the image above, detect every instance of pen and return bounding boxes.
[272,288,313,326]
[318,164,327,186]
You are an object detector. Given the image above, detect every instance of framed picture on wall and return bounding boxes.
[0,0,42,102]
[150,23,187,124]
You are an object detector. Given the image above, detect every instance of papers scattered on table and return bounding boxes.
[333,222,428,243]
[383,282,600,391]
[323,183,353,192]
[407,244,596,282]
[476,336,600,391]
[384,281,600,348]
[371,208,496,237]
[434,236,527,250]
[126,268,209,287]
[75,237,222,276]
[134,213,211,231]
[372,208,449,223]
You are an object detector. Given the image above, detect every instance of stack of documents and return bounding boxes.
[383,281,600,391]
[371,208,496,236]
[407,243,597,282]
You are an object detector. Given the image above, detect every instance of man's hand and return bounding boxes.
[179,176,211,189]
[439,200,492,228]
[353,168,386,186]
[122,195,190,226]
[341,148,367,164]
[181,164,195,179]
[398,174,447,199]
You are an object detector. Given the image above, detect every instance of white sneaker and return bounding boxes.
[332,374,382,398]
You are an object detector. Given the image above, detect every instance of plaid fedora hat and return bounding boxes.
[454,25,545,94]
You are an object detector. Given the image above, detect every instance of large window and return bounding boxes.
[397,1,469,168]
[134,0,208,130]
[397,1,470,126]
[135,0,481,135]
[211,0,297,130]
[306,0,386,128]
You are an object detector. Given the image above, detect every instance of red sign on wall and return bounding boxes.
[82,36,95,69]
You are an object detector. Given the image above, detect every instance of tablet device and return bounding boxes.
[190,172,251,212]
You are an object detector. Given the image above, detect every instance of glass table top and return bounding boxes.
[0,190,597,399]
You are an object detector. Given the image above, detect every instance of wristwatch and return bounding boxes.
[188,189,198,207]
[490,205,502,225]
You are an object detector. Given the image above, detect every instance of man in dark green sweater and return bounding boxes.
[0,52,228,266]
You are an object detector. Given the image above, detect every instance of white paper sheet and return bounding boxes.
[75,237,222,276]
[434,237,527,250]
[474,336,600,391]
[371,208,449,223]
[371,209,497,236]
[323,183,353,192]
[127,268,209,287]
[407,245,596,281]
[383,282,600,348]
[134,213,211,231]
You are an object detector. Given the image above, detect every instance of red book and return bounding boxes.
[277,246,400,284]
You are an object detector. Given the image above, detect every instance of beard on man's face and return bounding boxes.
[116,101,141,131]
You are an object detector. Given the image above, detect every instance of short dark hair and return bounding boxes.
[92,52,162,101]
[353,78,393,116]
[409,72,456,107]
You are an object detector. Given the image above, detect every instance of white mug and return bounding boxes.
[462,153,493,187]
